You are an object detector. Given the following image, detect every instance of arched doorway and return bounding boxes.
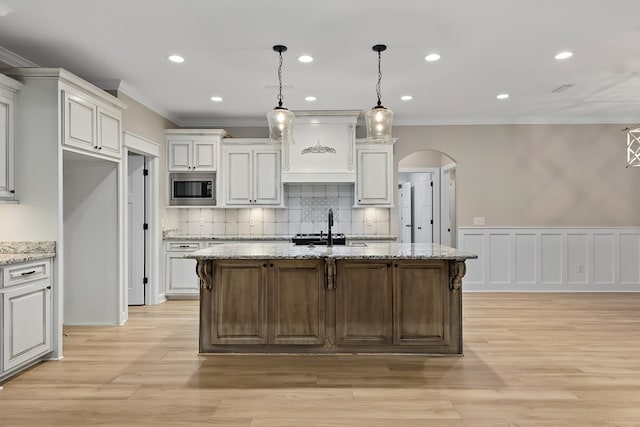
[397,150,457,247]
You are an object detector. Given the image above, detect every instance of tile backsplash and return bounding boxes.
[166,184,390,237]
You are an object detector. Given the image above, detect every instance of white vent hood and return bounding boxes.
[281,110,359,183]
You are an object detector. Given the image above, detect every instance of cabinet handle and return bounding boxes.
[263,263,267,267]
[46,286,52,290]
[9,190,15,194]
[270,263,274,267]
[21,270,37,276]
[94,145,99,149]
[98,146,103,150]
[178,245,190,248]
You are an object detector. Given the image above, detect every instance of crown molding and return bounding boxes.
[0,46,38,67]
[91,79,181,125]
[178,117,268,127]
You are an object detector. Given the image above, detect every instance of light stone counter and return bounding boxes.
[186,242,476,261]
[0,241,56,266]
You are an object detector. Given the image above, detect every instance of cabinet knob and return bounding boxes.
[98,146,103,150]
[9,189,15,194]
[46,285,52,290]
[263,263,267,267]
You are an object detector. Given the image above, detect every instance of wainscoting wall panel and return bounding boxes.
[458,227,640,291]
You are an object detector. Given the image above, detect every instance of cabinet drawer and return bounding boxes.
[166,242,201,252]
[1,260,50,288]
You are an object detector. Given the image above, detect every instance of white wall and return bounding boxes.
[63,157,119,324]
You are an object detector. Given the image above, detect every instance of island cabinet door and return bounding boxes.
[209,260,268,345]
[268,259,325,345]
[393,261,455,350]
[335,260,393,345]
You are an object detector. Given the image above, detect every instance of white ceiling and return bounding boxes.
[1,0,640,126]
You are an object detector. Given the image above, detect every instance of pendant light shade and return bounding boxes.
[267,45,294,143]
[365,44,393,143]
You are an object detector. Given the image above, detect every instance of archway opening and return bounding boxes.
[397,150,457,247]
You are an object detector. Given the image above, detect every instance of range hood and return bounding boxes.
[281,110,359,183]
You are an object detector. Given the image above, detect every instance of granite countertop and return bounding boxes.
[163,234,398,241]
[185,242,476,261]
[0,241,57,266]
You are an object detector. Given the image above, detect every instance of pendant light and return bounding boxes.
[267,45,294,143]
[365,44,394,143]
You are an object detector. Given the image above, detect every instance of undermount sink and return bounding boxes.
[292,233,346,246]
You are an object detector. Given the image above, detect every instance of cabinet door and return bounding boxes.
[2,281,52,371]
[393,261,456,351]
[268,259,324,345]
[210,260,267,344]
[168,141,193,171]
[192,141,216,171]
[0,93,15,199]
[335,260,392,345]
[253,149,281,205]
[165,252,200,296]
[97,106,122,159]
[224,148,252,205]
[356,148,392,205]
[63,90,97,151]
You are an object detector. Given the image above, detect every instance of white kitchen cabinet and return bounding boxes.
[1,259,52,376]
[0,74,23,201]
[165,241,201,298]
[166,130,226,172]
[223,140,281,206]
[62,87,123,160]
[355,143,394,206]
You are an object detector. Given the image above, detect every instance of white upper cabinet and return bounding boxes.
[166,130,226,172]
[62,86,124,160]
[223,139,281,206]
[0,74,23,201]
[355,141,395,206]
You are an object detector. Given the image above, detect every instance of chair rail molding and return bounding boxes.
[458,226,640,292]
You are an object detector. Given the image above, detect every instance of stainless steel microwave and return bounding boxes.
[169,172,216,206]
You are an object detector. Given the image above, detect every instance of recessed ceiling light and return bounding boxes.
[167,54,185,63]
[555,51,573,60]
[305,96,317,102]
[496,93,510,100]
[298,55,314,63]
[210,96,223,102]
[401,95,413,101]
[425,53,441,62]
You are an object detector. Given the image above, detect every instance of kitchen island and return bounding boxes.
[187,242,477,355]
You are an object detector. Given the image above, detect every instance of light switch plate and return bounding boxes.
[473,217,485,225]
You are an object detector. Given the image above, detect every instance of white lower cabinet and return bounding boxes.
[1,259,53,377]
[165,242,201,298]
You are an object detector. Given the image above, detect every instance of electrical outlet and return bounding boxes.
[249,216,255,227]
[473,217,485,226]
[366,216,373,226]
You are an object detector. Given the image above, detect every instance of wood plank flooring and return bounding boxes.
[1,293,640,426]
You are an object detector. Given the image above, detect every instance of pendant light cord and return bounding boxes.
[277,51,284,107]
[376,49,382,107]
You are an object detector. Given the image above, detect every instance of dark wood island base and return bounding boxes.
[191,243,475,356]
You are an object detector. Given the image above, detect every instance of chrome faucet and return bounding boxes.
[327,208,334,247]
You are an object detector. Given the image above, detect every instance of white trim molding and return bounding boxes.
[0,46,37,67]
[458,227,640,292]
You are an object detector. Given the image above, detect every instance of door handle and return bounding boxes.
[417,226,422,230]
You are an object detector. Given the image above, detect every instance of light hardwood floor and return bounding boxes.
[1,293,640,426]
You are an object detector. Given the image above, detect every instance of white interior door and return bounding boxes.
[441,167,456,247]
[414,173,433,243]
[399,182,412,243]
[128,154,145,305]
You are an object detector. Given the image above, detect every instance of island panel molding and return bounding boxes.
[191,242,475,355]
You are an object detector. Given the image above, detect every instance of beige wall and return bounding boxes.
[399,150,453,168]
[393,124,640,227]
[117,93,177,143]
